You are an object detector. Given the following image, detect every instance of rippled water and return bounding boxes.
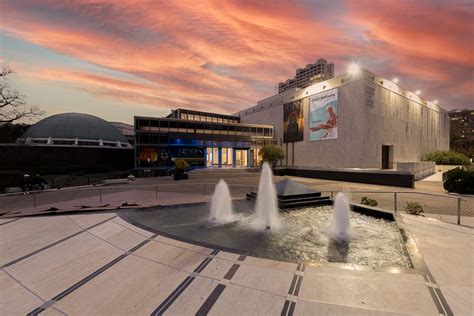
[119,201,412,269]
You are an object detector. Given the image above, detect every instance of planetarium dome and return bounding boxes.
[18,113,131,148]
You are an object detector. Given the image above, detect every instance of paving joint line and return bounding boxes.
[150,249,220,316]
[194,254,247,316]
[1,216,117,269]
[0,218,21,225]
[281,263,306,316]
[26,234,158,316]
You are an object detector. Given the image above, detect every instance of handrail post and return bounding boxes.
[33,192,36,208]
[155,185,158,200]
[330,191,333,199]
[203,184,206,196]
[394,192,397,212]
[99,188,102,204]
[457,198,461,225]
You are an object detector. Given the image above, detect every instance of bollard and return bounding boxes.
[457,198,461,225]
[394,192,397,212]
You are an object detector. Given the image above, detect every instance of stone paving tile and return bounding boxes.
[0,270,44,315]
[134,240,208,273]
[420,247,473,286]
[155,235,213,255]
[231,263,294,296]
[294,299,409,316]
[68,213,115,229]
[208,283,286,316]
[54,255,188,315]
[305,265,426,285]
[242,255,297,272]
[112,216,155,237]
[164,276,220,316]
[88,220,147,251]
[298,272,439,315]
[0,216,82,266]
[440,285,473,316]
[5,232,123,298]
[200,257,236,280]
[214,251,240,261]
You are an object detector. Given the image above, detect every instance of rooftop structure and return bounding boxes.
[17,113,131,148]
[278,58,334,93]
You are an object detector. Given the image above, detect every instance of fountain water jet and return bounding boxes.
[331,192,351,240]
[253,162,281,230]
[209,179,234,224]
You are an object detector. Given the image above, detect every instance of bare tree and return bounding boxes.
[0,66,44,124]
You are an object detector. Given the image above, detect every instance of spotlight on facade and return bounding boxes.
[433,100,439,104]
[347,62,360,76]
[415,90,421,95]
[392,78,399,84]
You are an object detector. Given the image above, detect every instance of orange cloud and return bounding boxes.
[1,0,473,115]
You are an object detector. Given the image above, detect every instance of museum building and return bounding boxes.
[134,109,274,170]
[237,67,450,170]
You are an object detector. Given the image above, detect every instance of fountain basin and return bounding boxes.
[118,200,412,269]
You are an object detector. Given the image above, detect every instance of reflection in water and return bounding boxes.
[327,239,350,263]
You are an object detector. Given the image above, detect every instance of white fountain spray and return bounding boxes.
[331,192,351,240]
[209,179,234,224]
[253,162,281,230]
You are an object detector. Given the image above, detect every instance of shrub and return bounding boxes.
[174,159,189,170]
[443,167,474,194]
[422,150,470,165]
[405,202,423,215]
[258,145,285,168]
[360,196,378,207]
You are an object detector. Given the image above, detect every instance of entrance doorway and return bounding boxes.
[206,147,219,166]
[381,145,393,169]
[235,150,248,167]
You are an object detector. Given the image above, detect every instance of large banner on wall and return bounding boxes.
[283,99,304,142]
[309,89,338,141]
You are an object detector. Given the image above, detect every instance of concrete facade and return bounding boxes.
[238,69,450,169]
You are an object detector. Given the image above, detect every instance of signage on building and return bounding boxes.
[309,88,338,141]
[283,99,304,142]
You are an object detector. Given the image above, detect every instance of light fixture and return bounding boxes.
[392,78,399,84]
[347,62,360,76]
[415,90,421,95]
[433,100,439,104]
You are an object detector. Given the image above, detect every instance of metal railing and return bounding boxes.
[0,183,471,226]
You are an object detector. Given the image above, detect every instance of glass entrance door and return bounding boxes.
[206,147,219,166]
[235,150,248,167]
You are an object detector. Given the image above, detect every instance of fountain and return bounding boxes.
[253,162,281,230]
[331,192,352,240]
[209,179,234,224]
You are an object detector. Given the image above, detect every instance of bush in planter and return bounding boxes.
[360,196,378,207]
[405,202,423,215]
[258,145,285,168]
[173,159,189,180]
[174,159,189,173]
[443,167,474,194]
[422,150,470,166]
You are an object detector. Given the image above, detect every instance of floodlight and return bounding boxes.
[415,90,421,95]
[392,78,399,84]
[433,100,439,104]
[347,62,360,76]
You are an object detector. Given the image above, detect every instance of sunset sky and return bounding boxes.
[1,0,473,124]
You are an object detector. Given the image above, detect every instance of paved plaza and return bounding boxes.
[0,175,473,315]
